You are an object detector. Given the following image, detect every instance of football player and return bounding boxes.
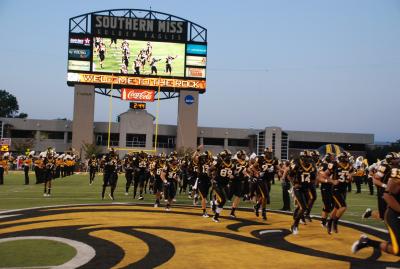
[165,55,178,75]
[287,150,315,234]
[153,154,167,207]
[352,161,400,256]
[150,57,161,75]
[229,150,249,218]
[327,152,353,234]
[209,150,234,222]
[98,42,106,68]
[258,148,279,206]
[317,153,335,228]
[161,156,180,211]
[133,151,148,200]
[251,155,268,220]
[196,151,213,217]
[123,153,134,194]
[88,154,98,185]
[363,152,400,220]
[101,152,119,200]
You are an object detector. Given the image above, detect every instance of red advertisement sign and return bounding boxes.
[121,89,155,102]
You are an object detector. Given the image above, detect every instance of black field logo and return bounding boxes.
[0,204,398,269]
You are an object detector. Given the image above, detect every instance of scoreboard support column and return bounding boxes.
[176,91,199,151]
[72,84,95,159]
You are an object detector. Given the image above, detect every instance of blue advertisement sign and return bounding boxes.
[68,48,91,60]
[186,44,207,55]
[184,95,195,105]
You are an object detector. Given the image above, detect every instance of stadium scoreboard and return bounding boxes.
[67,10,207,93]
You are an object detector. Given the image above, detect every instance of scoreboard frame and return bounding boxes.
[67,9,207,99]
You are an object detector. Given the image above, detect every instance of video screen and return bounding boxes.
[92,37,185,77]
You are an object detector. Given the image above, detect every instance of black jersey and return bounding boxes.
[319,161,335,189]
[104,158,117,175]
[164,164,179,182]
[289,159,316,187]
[234,159,248,179]
[155,161,166,180]
[89,158,98,168]
[123,158,134,173]
[335,162,353,191]
[214,160,234,186]
[259,157,278,179]
[198,157,211,179]
[137,157,148,172]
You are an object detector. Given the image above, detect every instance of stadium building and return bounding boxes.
[0,110,374,159]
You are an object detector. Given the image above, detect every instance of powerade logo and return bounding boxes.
[68,49,91,60]
[186,44,207,55]
[184,95,195,105]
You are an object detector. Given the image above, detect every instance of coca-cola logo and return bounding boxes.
[122,89,155,102]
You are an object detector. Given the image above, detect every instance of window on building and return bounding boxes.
[10,129,35,138]
[228,139,249,147]
[40,131,65,140]
[153,135,176,148]
[126,134,146,147]
[95,133,119,146]
[281,132,289,160]
[0,121,3,138]
[68,132,73,142]
[203,137,225,146]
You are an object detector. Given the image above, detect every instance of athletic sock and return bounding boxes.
[231,207,236,215]
[47,188,51,195]
[203,208,206,214]
[321,218,327,226]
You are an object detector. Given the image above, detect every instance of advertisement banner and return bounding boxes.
[68,48,91,60]
[186,56,207,67]
[68,60,91,71]
[69,36,91,46]
[186,67,206,78]
[121,89,155,102]
[186,44,207,55]
[67,73,206,90]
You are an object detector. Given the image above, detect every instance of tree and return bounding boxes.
[0,90,19,117]
[12,139,35,155]
[0,89,28,118]
[82,143,103,160]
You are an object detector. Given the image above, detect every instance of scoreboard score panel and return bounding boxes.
[67,11,207,93]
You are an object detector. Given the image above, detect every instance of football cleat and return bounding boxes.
[254,204,260,217]
[290,225,299,235]
[108,193,114,200]
[138,196,144,200]
[333,221,338,233]
[326,219,333,235]
[212,216,220,223]
[202,213,209,218]
[154,203,159,208]
[362,208,372,219]
[351,235,369,254]
[229,213,236,219]
[124,192,128,196]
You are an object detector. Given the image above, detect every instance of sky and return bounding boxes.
[0,0,399,142]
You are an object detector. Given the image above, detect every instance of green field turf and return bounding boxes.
[0,239,76,267]
[92,38,185,76]
[0,171,385,229]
